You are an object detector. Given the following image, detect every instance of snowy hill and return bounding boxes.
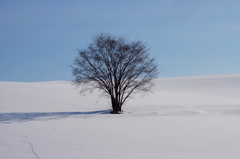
[0,74,240,159]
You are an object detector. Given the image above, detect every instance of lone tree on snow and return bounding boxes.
[71,33,158,114]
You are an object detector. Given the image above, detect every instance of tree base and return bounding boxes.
[110,110,122,114]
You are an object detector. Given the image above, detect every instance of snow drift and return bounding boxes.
[0,74,240,159]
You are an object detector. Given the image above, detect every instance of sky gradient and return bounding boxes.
[0,0,239,82]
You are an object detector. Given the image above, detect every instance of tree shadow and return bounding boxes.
[0,110,111,124]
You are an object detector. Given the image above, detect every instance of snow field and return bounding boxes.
[0,74,240,159]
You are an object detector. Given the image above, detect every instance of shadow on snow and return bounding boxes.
[0,110,111,124]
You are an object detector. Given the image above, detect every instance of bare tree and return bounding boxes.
[71,33,158,113]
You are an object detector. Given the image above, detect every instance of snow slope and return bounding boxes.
[0,74,240,159]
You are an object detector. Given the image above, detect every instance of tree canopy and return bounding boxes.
[71,33,158,113]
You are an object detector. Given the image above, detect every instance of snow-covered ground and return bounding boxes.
[0,74,240,159]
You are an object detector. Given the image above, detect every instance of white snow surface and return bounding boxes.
[0,74,240,159]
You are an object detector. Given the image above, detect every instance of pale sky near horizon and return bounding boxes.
[0,0,239,82]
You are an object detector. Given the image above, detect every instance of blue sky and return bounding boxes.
[0,0,239,82]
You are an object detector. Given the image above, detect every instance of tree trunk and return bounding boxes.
[111,97,122,114]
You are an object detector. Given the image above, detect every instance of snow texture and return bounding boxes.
[0,74,240,159]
